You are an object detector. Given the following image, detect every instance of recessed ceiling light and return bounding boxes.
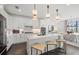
[18,9,21,12]
[0,5,3,9]
[15,6,21,12]
[66,4,70,6]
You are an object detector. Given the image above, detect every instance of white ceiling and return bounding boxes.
[3,4,79,19]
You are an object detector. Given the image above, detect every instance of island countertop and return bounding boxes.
[27,33,63,39]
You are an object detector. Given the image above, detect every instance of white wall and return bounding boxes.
[40,19,66,34]
[55,20,66,32]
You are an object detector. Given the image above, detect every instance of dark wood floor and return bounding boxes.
[7,42,65,55]
[7,42,27,55]
[41,47,66,55]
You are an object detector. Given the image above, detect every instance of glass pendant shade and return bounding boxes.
[32,4,37,20]
[32,9,37,15]
[32,15,37,20]
[55,16,60,20]
[46,13,50,18]
[55,9,60,20]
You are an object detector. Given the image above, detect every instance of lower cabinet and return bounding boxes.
[13,34,27,44]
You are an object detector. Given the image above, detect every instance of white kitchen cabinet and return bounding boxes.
[13,34,27,44]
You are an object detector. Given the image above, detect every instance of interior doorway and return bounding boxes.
[0,14,6,45]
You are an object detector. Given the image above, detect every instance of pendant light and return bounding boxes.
[55,9,60,20]
[46,5,50,18]
[32,4,37,20]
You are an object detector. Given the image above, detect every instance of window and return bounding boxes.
[67,19,79,32]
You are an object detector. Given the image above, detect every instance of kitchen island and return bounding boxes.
[26,33,63,55]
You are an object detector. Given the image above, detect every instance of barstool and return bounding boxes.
[31,43,46,55]
[56,39,66,54]
[56,39,66,48]
[47,40,57,52]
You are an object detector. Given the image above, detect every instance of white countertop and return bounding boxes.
[27,33,62,40]
[73,33,79,35]
[66,41,79,48]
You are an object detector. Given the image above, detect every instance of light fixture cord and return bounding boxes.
[34,4,36,10]
[47,5,49,14]
[56,9,58,16]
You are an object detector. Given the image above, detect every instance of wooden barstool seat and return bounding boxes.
[31,43,46,55]
[57,39,65,42]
